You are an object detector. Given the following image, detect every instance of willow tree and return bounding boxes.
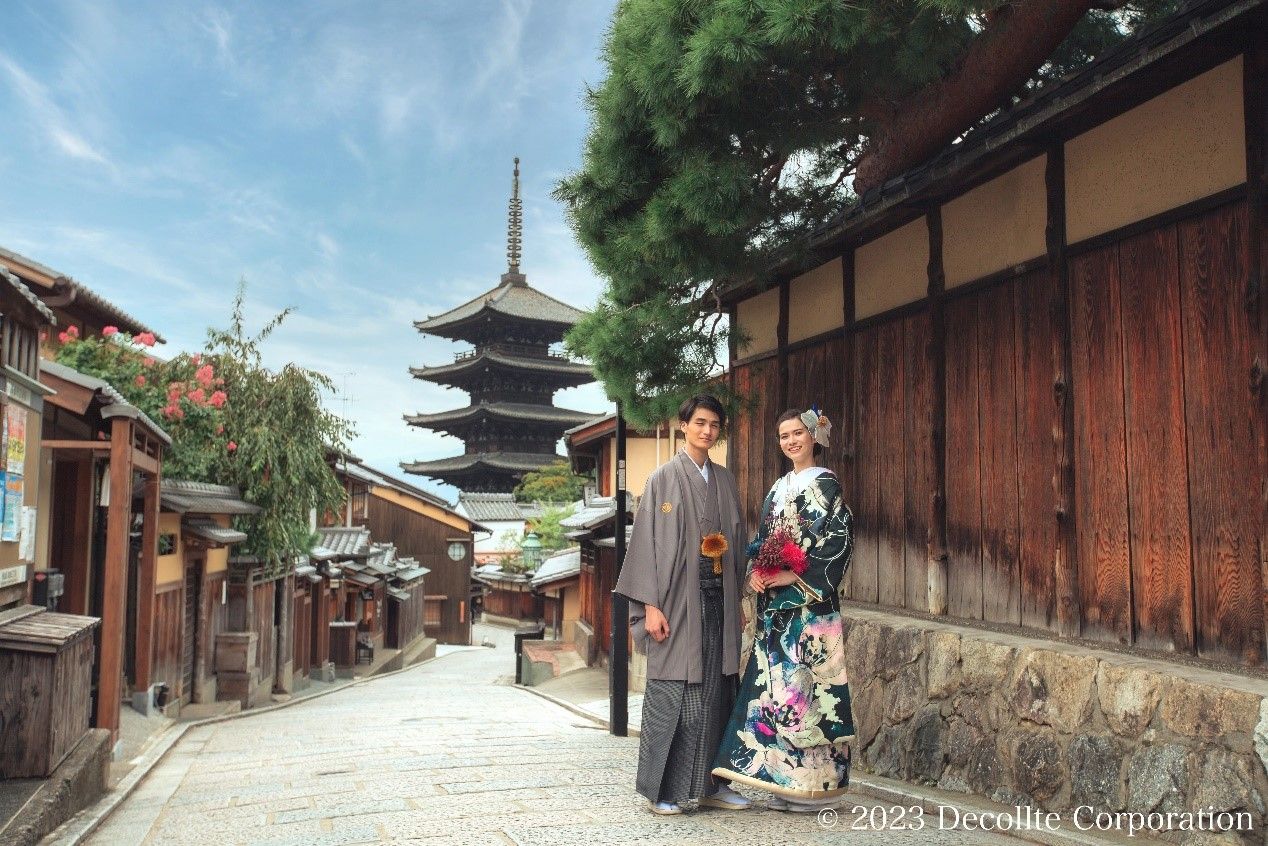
[557,0,1177,426]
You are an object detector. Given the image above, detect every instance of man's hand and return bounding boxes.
[645,605,670,642]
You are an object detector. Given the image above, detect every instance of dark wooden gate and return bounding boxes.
[292,582,311,680]
[181,564,199,705]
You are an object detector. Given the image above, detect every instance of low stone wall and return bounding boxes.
[842,606,1268,844]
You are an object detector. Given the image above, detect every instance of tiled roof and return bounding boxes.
[403,452,563,476]
[365,542,397,574]
[331,457,487,533]
[405,402,595,429]
[315,526,372,559]
[182,518,248,545]
[41,360,172,445]
[0,266,55,324]
[161,480,260,515]
[457,493,530,522]
[530,547,581,588]
[410,349,592,388]
[0,245,162,339]
[559,498,618,531]
[415,279,586,335]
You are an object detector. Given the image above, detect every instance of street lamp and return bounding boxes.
[520,531,543,570]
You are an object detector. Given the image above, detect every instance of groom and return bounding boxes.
[615,394,751,815]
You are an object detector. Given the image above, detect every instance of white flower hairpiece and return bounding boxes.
[798,404,832,448]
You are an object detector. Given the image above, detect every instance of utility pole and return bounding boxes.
[610,404,629,736]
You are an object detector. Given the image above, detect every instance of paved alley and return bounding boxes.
[78,625,1026,845]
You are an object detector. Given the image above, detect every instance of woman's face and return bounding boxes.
[778,417,815,463]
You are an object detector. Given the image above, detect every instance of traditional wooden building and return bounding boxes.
[155,481,259,710]
[720,0,1267,668]
[530,547,581,642]
[328,457,482,646]
[456,493,540,564]
[404,159,595,493]
[37,359,169,738]
[566,412,728,498]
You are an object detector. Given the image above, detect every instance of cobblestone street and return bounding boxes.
[81,625,1025,845]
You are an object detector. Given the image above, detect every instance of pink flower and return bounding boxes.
[191,354,201,365]
[167,384,183,400]
[102,326,119,337]
[66,325,79,338]
[134,375,146,386]
[39,330,48,342]
[195,364,214,388]
[135,332,156,347]
[209,390,227,408]
[188,388,206,404]
[215,425,224,435]
[57,332,70,344]
[143,357,155,367]
[226,441,237,452]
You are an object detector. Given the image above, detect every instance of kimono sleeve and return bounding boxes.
[768,475,853,610]
[613,473,662,610]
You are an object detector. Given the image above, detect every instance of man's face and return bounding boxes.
[680,407,722,452]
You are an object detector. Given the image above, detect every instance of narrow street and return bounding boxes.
[81,625,1025,845]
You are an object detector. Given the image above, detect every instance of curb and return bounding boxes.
[513,686,1163,846]
[42,646,472,846]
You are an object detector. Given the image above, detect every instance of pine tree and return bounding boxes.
[557,0,1177,427]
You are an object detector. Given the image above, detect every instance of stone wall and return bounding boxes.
[841,606,1268,844]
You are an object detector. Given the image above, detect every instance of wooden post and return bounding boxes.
[777,279,790,481]
[1047,145,1082,638]
[610,405,628,737]
[96,419,134,738]
[1245,40,1268,657]
[839,251,858,599]
[133,473,160,692]
[926,209,949,616]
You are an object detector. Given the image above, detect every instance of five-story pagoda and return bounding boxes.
[403,159,595,493]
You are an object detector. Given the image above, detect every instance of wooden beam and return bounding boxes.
[1245,38,1268,662]
[926,208,949,616]
[40,440,111,451]
[96,418,134,738]
[776,280,790,477]
[1048,145,1082,638]
[130,448,160,477]
[133,474,160,691]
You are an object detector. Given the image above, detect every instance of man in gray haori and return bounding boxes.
[614,394,752,815]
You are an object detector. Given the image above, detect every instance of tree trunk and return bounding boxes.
[854,0,1100,195]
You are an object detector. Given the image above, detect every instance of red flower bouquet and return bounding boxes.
[752,526,821,601]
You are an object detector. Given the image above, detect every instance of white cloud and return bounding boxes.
[0,52,113,168]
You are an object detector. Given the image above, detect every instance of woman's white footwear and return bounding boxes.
[648,800,683,815]
[767,796,836,813]
[699,785,752,810]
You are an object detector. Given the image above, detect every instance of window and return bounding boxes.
[424,598,443,627]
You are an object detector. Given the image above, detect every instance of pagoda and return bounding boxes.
[403,159,595,493]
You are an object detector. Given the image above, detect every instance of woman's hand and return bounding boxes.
[749,572,768,592]
[765,570,800,589]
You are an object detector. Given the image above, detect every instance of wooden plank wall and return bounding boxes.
[732,198,1264,666]
[150,583,183,697]
[252,580,275,688]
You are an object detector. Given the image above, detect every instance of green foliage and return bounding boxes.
[558,0,1178,426]
[204,283,353,576]
[528,504,576,553]
[55,283,352,578]
[513,459,588,504]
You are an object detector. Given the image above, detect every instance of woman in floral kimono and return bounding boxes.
[711,407,854,812]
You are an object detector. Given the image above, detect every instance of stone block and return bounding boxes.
[214,631,258,674]
[884,665,925,724]
[852,678,884,748]
[1256,699,1268,780]
[960,639,1014,690]
[845,619,881,683]
[1010,648,1096,733]
[1096,663,1161,738]
[1192,749,1266,823]
[1009,729,1065,802]
[906,704,945,783]
[1159,678,1261,740]
[1126,743,1189,816]
[865,724,904,778]
[926,631,961,699]
[877,625,923,682]
[1068,733,1124,811]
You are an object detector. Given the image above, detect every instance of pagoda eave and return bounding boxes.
[403,403,596,431]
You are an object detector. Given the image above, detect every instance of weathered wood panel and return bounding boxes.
[877,320,907,607]
[1119,225,1194,653]
[1179,202,1264,663]
[730,363,754,533]
[1070,244,1133,644]
[903,311,934,613]
[150,583,183,700]
[945,296,982,619]
[1014,267,1062,631]
[850,326,881,603]
[292,584,311,675]
[252,580,276,688]
[0,630,95,778]
[978,285,1022,625]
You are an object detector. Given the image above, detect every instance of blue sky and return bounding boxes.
[0,0,616,501]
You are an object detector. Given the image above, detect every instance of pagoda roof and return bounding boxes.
[410,347,592,388]
[414,277,585,338]
[404,401,595,431]
[402,451,562,476]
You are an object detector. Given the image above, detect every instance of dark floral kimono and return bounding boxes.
[711,469,855,800]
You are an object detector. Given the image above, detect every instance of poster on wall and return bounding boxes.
[3,473,22,542]
[5,405,26,477]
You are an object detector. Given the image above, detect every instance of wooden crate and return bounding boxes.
[0,609,100,778]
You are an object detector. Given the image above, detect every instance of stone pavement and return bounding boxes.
[77,624,1030,845]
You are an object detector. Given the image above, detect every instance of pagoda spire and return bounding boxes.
[503,157,525,285]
